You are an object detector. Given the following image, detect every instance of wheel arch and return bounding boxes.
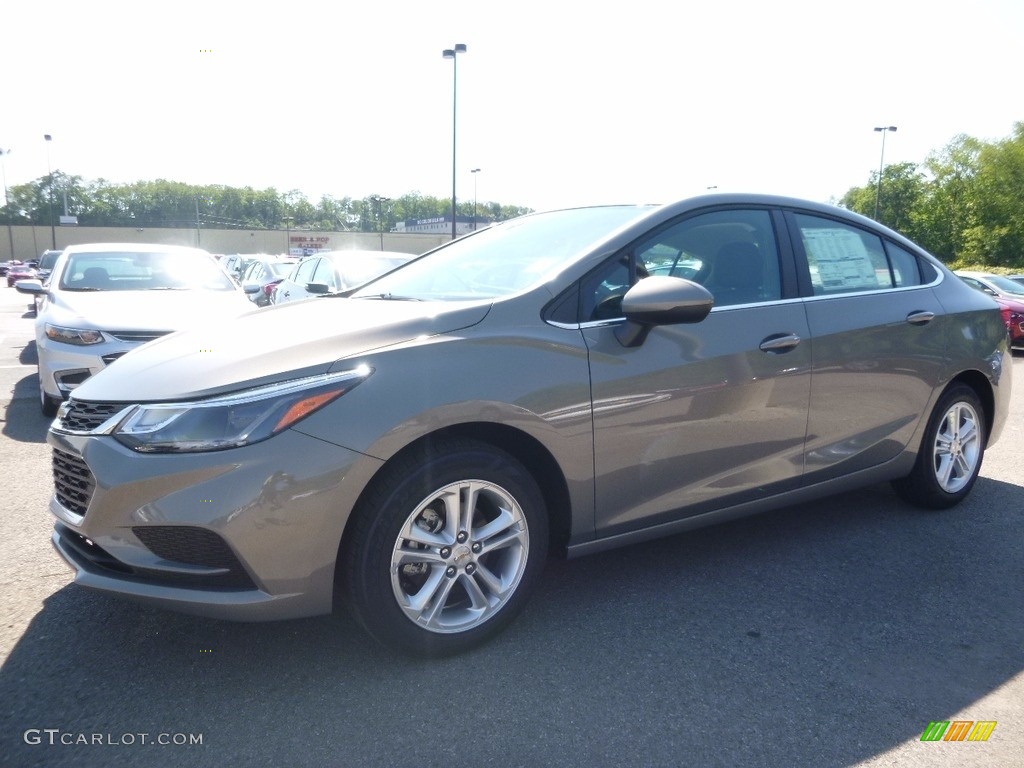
[336,422,574,586]
[947,369,996,447]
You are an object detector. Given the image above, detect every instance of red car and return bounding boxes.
[6,262,38,288]
[993,296,1024,348]
[955,271,1024,348]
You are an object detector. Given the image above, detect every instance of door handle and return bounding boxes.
[759,333,802,353]
[906,310,935,325]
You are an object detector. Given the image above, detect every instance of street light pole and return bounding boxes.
[283,215,294,255]
[0,147,10,208]
[0,148,12,261]
[873,125,897,222]
[369,195,390,250]
[195,196,202,246]
[442,43,467,240]
[470,168,481,230]
[44,134,55,249]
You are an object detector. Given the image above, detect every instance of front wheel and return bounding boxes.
[341,438,548,656]
[39,369,60,418]
[892,384,986,509]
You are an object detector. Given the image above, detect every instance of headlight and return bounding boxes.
[45,323,104,345]
[112,368,370,453]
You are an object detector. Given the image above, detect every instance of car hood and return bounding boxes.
[43,289,252,332]
[71,296,493,402]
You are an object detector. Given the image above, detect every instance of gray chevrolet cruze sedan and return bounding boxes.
[47,194,1011,656]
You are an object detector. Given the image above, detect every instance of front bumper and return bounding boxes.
[47,426,381,621]
[36,335,146,400]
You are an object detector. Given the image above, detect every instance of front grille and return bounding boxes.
[133,526,256,589]
[106,330,169,343]
[59,400,129,432]
[53,448,95,517]
[101,352,128,366]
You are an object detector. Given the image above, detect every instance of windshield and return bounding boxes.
[39,251,62,270]
[985,275,1024,296]
[351,206,655,301]
[267,261,294,278]
[58,250,236,292]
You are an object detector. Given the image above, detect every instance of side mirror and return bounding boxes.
[306,282,331,295]
[242,282,261,294]
[615,276,714,348]
[14,279,45,295]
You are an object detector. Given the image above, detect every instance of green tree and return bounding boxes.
[961,122,1024,267]
[839,162,927,240]
[917,134,984,263]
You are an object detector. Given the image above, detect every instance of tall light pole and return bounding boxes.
[44,134,55,248]
[470,168,481,230]
[0,148,12,261]
[283,215,294,255]
[0,147,10,208]
[195,196,202,246]
[873,125,897,222]
[369,195,390,250]
[442,43,467,240]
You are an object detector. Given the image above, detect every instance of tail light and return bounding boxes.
[264,280,283,297]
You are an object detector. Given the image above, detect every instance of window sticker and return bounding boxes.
[803,228,879,292]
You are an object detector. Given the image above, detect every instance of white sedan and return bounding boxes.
[16,242,253,415]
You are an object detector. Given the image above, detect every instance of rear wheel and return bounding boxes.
[892,384,985,509]
[341,438,548,656]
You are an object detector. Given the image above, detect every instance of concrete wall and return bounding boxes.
[1,225,450,261]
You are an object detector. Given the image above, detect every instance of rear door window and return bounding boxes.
[792,214,927,294]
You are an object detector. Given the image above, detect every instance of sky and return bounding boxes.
[3,0,1022,214]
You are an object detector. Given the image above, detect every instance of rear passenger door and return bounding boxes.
[785,210,946,479]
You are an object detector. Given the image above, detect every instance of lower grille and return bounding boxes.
[133,526,256,589]
[56,524,257,591]
[53,449,95,517]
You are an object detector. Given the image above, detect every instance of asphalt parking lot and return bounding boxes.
[1,284,1021,768]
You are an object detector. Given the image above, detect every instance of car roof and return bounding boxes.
[61,242,213,256]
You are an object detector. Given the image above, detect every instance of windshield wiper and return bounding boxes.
[356,293,424,301]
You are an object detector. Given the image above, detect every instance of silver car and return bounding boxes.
[45,195,1011,656]
[272,250,414,304]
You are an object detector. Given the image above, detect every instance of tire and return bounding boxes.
[892,384,986,509]
[341,438,548,657]
[39,371,60,418]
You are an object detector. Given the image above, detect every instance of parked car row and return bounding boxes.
[955,270,1024,348]
[29,194,1012,658]
[239,255,297,307]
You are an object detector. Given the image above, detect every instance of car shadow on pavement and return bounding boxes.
[19,339,38,367]
[1,478,1022,767]
[2,372,50,443]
